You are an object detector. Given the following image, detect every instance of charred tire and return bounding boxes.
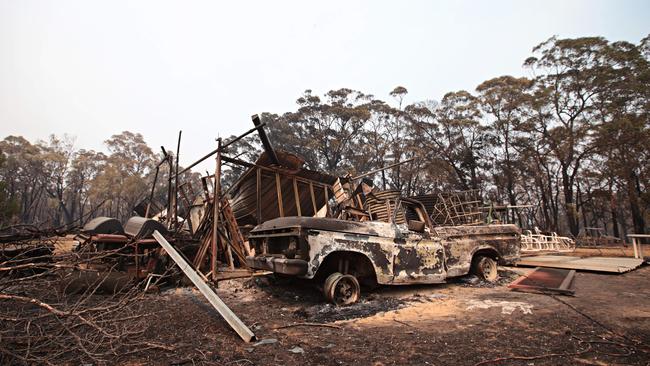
[323,272,360,305]
[473,256,498,282]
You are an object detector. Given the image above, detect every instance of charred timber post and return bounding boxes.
[252,114,279,165]
[161,146,173,222]
[174,130,182,229]
[177,122,266,176]
[293,177,301,216]
[324,186,331,217]
[309,183,318,215]
[256,168,262,225]
[146,154,171,218]
[211,138,222,278]
[275,173,284,217]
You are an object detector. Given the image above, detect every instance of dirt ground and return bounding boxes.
[121,259,650,366]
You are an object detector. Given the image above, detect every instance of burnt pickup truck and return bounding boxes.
[246,217,520,304]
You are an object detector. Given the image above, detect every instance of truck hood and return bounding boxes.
[250,217,396,237]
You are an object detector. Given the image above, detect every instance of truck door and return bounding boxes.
[392,230,446,284]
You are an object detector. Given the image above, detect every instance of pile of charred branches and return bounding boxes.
[0,230,173,365]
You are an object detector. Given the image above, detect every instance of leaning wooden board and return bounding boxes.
[515,255,644,273]
[153,230,256,342]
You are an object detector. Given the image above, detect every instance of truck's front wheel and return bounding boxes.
[323,272,360,305]
[473,256,498,282]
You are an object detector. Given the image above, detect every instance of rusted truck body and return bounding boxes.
[246,216,520,302]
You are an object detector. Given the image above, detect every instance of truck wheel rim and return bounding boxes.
[481,259,497,281]
[324,273,360,305]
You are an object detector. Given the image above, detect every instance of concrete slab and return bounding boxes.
[515,255,644,273]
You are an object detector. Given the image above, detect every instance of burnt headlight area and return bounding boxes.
[251,236,306,259]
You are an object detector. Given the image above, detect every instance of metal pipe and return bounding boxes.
[177,122,266,176]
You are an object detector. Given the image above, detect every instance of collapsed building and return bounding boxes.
[68,114,525,295]
[6,113,646,346]
[72,116,519,306]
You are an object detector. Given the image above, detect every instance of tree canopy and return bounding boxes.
[1,34,648,238]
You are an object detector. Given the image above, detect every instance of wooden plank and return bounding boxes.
[309,183,318,216]
[293,178,302,216]
[225,236,235,270]
[152,231,256,343]
[222,199,251,258]
[193,233,211,269]
[256,168,262,224]
[275,173,284,217]
[218,228,247,265]
[324,186,330,217]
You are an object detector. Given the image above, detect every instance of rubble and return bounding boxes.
[7,110,646,364]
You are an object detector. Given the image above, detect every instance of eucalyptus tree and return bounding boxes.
[430,90,488,191]
[524,36,610,235]
[268,89,372,176]
[591,36,650,235]
[476,76,533,224]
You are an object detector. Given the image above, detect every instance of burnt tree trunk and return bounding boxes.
[626,170,646,235]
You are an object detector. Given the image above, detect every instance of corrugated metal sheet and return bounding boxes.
[124,217,169,239]
[516,255,644,273]
[365,190,405,224]
[229,151,337,227]
[82,217,124,235]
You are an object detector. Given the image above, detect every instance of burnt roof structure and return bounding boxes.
[228,150,337,227]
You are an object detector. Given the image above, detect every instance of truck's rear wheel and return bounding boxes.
[473,256,498,282]
[323,272,360,305]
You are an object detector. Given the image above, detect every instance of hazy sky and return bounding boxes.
[1,0,648,172]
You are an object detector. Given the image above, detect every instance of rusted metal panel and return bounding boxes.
[508,267,576,295]
[305,228,397,283]
[434,224,521,276]
[391,236,446,284]
[90,234,130,244]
